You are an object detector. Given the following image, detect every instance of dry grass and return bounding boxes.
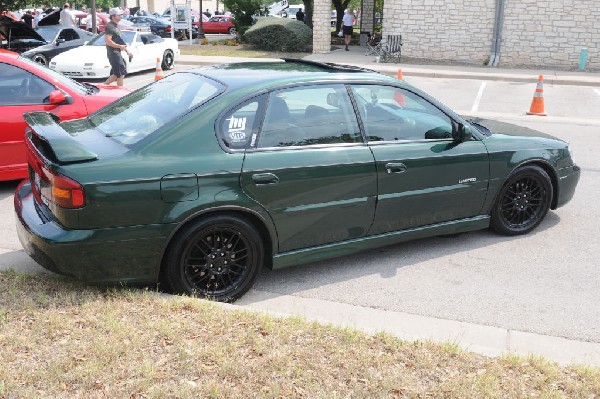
[1,270,599,398]
[180,43,309,59]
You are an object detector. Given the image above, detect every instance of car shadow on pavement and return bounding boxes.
[243,211,561,303]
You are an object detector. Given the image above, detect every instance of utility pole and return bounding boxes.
[197,0,205,38]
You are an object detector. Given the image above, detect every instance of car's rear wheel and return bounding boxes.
[32,53,48,66]
[228,27,236,35]
[163,215,264,302]
[161,49,175,70]
[490,165,552,235]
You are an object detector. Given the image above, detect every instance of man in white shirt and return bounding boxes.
[60,3,76,26]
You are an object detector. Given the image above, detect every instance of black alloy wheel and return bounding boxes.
[491,165,552,235]
[32,53,48,66]
[164,215,263,301]
[161,49,174,70]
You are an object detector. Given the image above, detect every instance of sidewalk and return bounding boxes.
[177,45,600,86]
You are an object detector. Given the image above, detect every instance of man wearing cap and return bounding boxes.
[104,8,133,86]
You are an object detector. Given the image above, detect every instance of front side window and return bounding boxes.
[258,84,362,148]
[0,62,55,105]
[89,73,222,145]
[351,85,454,142]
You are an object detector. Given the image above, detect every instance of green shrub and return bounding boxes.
[244,17,312,52]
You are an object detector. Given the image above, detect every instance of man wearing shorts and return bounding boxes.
[104,8,132,86]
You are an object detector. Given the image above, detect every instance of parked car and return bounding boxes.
[196,15,236,35]
[0,49,129,181]
[129,16,198,39]
[0,15,94,65]
[15,60,580,301]
[49,30,179,78]
[22,25,95,66]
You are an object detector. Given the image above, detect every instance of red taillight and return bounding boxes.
[48,172,85,208]
[165,26,172,31]
[26,137,85,209]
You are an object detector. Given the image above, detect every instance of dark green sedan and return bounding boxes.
[15,60,580,301]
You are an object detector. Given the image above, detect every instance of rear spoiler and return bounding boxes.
[23,112,98,164]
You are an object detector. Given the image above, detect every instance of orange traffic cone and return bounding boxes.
[397,68,404,80]
[526,75,546,116]
[154,57,164,81]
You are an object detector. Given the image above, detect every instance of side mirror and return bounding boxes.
[48,90,72,105]
[56,38,66,45]
[326,93,340,108]
[452,121,467,142]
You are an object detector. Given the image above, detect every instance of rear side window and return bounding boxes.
[257,84,362,148]
[219,96,265,150]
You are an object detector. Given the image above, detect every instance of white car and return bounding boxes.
[49,30,180,79]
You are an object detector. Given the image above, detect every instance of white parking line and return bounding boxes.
[471,81,487,112]
[594,89,600,97]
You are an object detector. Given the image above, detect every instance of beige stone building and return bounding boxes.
[313,0,599,70]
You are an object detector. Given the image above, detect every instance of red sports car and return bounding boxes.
[195,15,236,35]
[0,49,130,181]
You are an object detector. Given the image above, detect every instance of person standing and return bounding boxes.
[342,8,354,51]
[104,8,132,87]
[295,8,305,23]
[21,11,34,27]
[60,3,76,26]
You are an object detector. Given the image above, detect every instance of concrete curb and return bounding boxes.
[230,290,600,367]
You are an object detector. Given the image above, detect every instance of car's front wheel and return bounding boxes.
[228,27,236,35]
[161,49,175,70]
[490,165,553,235]
[32,53,48,66]
[163,215,264,302]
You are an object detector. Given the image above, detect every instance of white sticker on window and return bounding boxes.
[227,116,247,143]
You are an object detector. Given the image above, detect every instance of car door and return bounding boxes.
[127,32,153,72]
[237,84,378,253]
[349,84,490,235]
[0,62,82,178]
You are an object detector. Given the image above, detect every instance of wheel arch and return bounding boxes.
[159,206,276,280]
[521,160,559,210]
[490,159,559,214]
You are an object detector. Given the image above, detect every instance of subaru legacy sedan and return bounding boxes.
[15,60,580,301]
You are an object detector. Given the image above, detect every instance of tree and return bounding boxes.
[1,0,28,12]
[223,0,263,26]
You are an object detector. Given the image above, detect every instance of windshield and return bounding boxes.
[17,54,88,94]
[34,27,57,42]
[87,30,136,46]
[89,73,223,145]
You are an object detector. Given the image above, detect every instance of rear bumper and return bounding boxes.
[14,181,169,285]
[555,164,580,208]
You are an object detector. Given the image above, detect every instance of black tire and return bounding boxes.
[163,215,264,302]
[490,165,553,236]
[32,53,48,66]
[228,27,236,35]
[161,49,175,70]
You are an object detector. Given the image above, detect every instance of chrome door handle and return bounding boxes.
[385,163,407,174]
[251,173,279,185]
